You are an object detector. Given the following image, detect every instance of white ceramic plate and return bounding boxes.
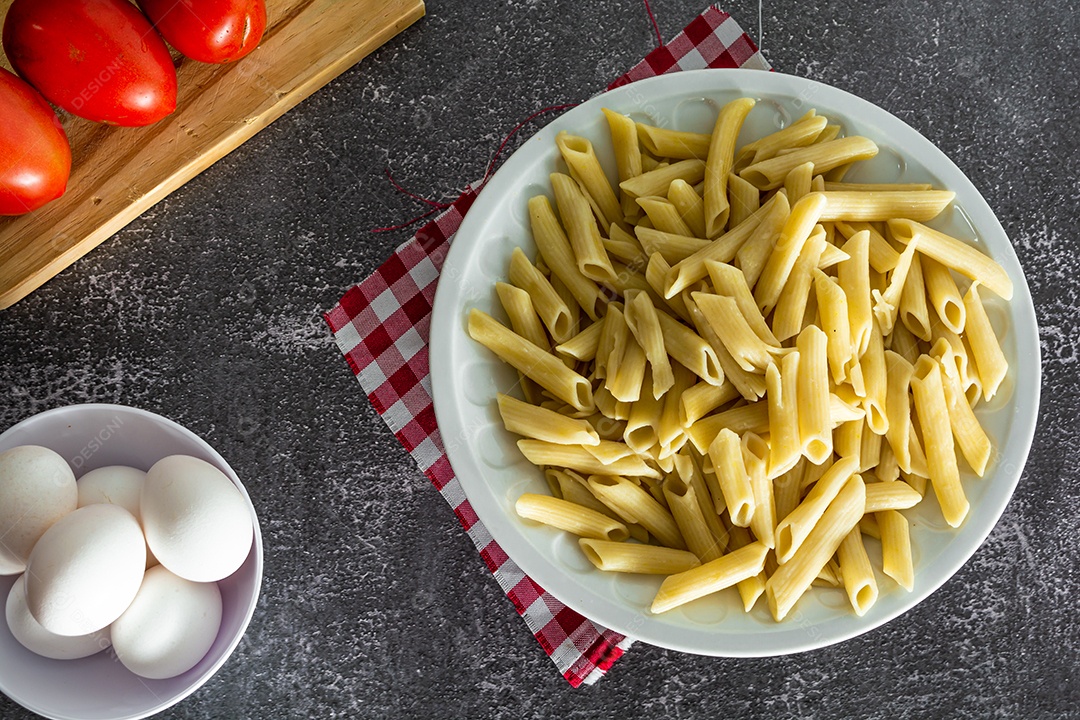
[429,69,1040,656]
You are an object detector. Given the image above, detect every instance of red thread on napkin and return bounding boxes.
[327,5,769,687]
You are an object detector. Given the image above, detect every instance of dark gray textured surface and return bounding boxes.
[2,0,1078,717]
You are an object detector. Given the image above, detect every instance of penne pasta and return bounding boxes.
[708,428,756,526]
[636,123,711,160]
[767,353,803,478]
[497,393,600,445]
[963,282,1009,401]
[740,137,879,190]
[921,256,966,334]
[817,191,955,222]
[796,325,833,463]
[551,172,618,284]
[651,540,769,614]
[667,179,707,238]
[580,538,701,575]
[728,173,761,229]
[837,526,878,616]
[528,195,603,320]
[515,493,630,541]
[620,159,707,201]
[587,475,686,549]
[910,356,969,527]
[496,282,549,350]
[624,290,675,397]
[704,97,756,237]
[863,480,922,512]
[888,220,1013,300]
[518,440,660,479]
[877,509,914,590]
[755,193,828,315]
[664,475,723,562]
[509,247,573,342]
[556,131,623,232]
[774,455,859,564]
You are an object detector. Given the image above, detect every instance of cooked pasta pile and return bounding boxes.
[467,97,1012,621]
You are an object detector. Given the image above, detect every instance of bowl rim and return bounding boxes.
[0,403,264,720]
[429,68,1042,656]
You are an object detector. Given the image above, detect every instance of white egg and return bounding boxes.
[110,565,222,679]
[0,446,78,572]
[6,574,111,660]
[142,455,253,583]
[77,465,157,568]
[25,504,146,636]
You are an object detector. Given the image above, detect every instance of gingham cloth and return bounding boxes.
[325,6,770,687]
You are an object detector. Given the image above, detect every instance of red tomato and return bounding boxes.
[2,0,178,127]
[137,0,267,64]
[0,68,72,216]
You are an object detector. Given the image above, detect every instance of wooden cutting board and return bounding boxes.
[0,0,425,309]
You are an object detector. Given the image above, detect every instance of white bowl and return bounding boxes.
[0,404,263,719]
[429,69,1041,656]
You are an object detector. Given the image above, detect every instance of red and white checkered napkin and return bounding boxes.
[325,6,770,687]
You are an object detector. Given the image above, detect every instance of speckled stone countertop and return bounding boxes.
[1,1,1077,718]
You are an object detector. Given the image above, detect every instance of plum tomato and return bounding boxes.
[137,0,267,64]
[3,0,178,126]
[0,68,72,216]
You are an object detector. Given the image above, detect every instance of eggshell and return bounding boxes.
[142,455,253,582]
[110,565,222,679]
[78,465,157,568]
[25,504,147,636]
[6,574,111,660]
[0,445,78,571]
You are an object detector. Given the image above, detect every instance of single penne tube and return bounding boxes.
[605,222,649,267]
[728,173,761,229]
[740,136,879,191]
[509,247,573,342]
[603,108,645,220]
[963,282,1009,401]
[754,193,828,315]
[824,181,934,192]
[907,416,931,479]
[620,158,707,200]
[685,294,767,400]
[939,358,992,476]
[607,333,648,403]
[887,219,1013,300]
[556,131,623,232]
[624,375,663,453]
[861,321,889,435]
[765,473,866,620]
[837,525,878,616]
[814,124,842,145]
[899,252,932,340]
[587,475,686,549]
[517,440,660,479]
[637,196,696,237]
[655,310,724,386]
[497,393,601,445]
[708,428,756,526]
[871,235,920,335]
[743,432,776,547]
[595,303,624,380]
[704,97,756,237]
[877,509,914,590]
[737,112,827,167]
[735,191,792,290]
[679,380,740,428]
[688,402,770,452]
[817,191,955,222]
[667,178,707,238]
[876,439,901,482]
[863,480,922,513]
[548,468,621,519]
[773,458,805,527]
[658,363,695,448]
[528,195,603,320]
[910,356,969,527]
[813,269,854,384]
[579,538,700,574]
[664,475,723,562]
[651,540,769,614]
[705,260,780,346]
[836,220,901,273]
[496,282,549,349]
[837,230,873,357]
[636,226,710,264]
[796,325,833,464]
[469,309,593,411]
[624,290,675,397]
[676,451,730,553]
[772,227,827,342]
[767,355,803,479]
[636,123,711,160]
[515,493,630,541]
[921,255,967,334]
[774,455,860,564]
[693,292,779,372]
[644,253,692,323]
[783,161,815,204]
[555,321,602,361]
[834,419,863,462]
[551,172,618,284]
[816,240,849,270]
[668,193,782,297]
[583,439,636,464]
